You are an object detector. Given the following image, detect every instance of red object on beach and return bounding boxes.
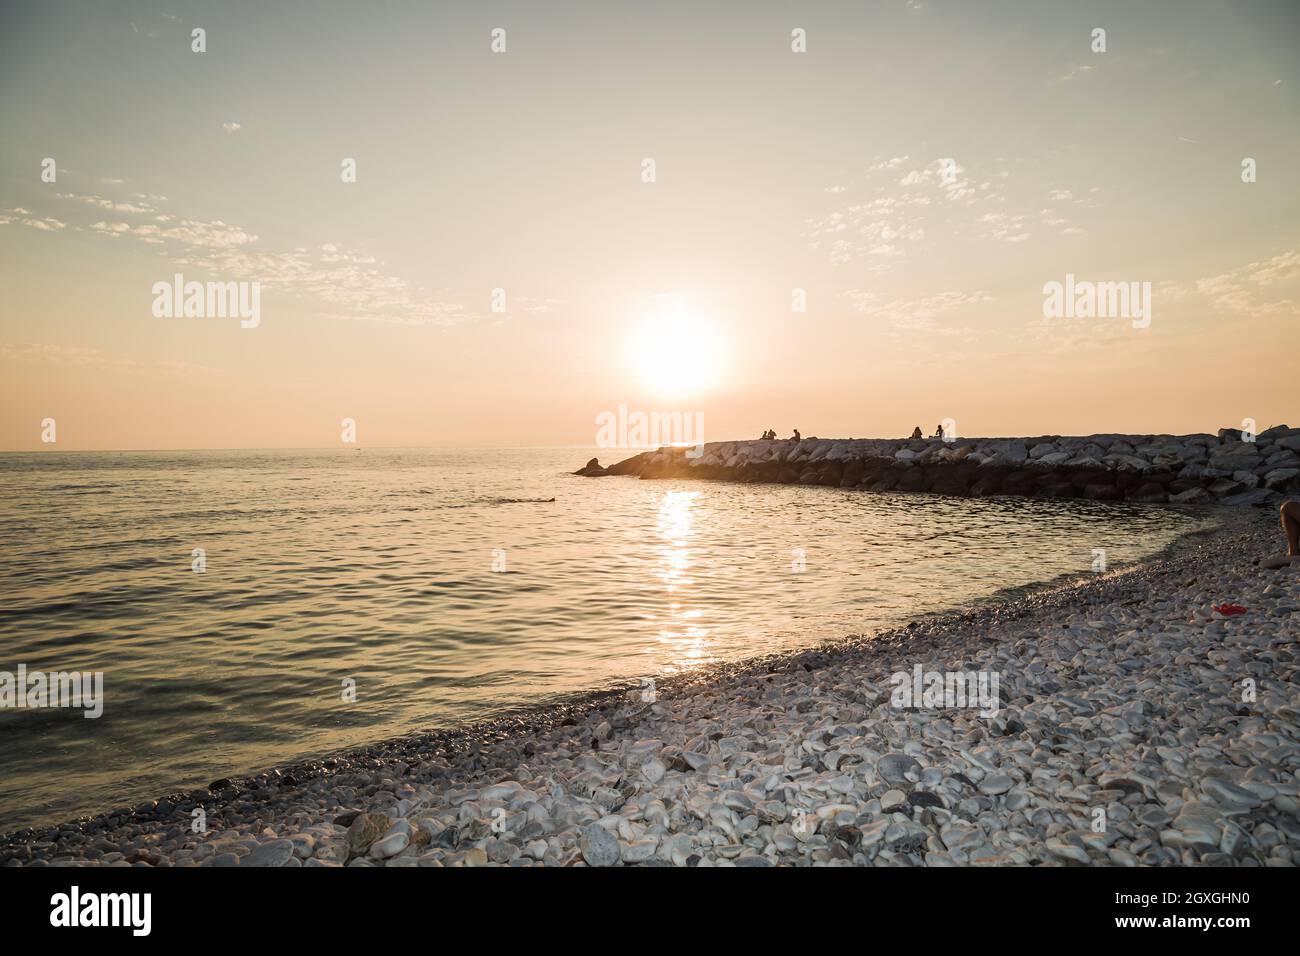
[1212,603,1247,616]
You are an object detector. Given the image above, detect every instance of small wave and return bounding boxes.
[385,494,557,507]
[46,484,118,494]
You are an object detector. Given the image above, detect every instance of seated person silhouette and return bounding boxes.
[910,426,923,440]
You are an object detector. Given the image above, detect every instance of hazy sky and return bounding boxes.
[1,0,1297,450]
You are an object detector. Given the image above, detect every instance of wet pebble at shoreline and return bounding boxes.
[3,511,1297,867]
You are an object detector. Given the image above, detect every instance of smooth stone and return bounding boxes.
[579,825,620,867]
[1201,777,1263,810]
[880,789,908,812]
[1044,838,1089,864]
[242,840,295,868]
[1136,806,1172,829]
[346,813,390,856]
[1003,789,1030,811]
[877,753,921,786]
[621,840,658,863]
[979,773,1014,796]
[369,831,410,859]
[682,751,711,772]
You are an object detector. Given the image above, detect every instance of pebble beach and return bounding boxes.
[2,506,1297,868]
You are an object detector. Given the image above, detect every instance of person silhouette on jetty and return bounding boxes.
[791,429,801,441]
[760,428,776,440]
[933,423,945,439]
[1262,500,1300,568]
[910,426,923,440]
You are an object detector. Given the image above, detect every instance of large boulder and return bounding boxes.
[895,469,928,492]
[1036,451,1072,466]
[1068,456,1105,469]
[981,449,1027,468]
[1130,482,1168,503]
[1210,445,1261,473]
[1103,453,1151,472]
[1264,468,1300,491]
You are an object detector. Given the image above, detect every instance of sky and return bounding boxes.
[1,0,1297,451]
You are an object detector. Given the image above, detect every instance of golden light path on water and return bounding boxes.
[654,490,716,673]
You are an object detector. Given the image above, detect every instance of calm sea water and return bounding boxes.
[0,447,1217,832]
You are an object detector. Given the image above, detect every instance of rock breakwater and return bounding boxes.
[577,426,1300,506]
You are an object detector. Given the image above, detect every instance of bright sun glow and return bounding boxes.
[628,303,726,399]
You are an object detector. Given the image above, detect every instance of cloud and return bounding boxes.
[843,289,992,331]
[975,210,1031,242]
[866,156,909,172]
[60,192,158,214]
[1057,64,1094,83]
[806,156,1016,268]
[0,342,223,377]
[0,208,66,231]
[221,122,242,134]
[515,296,562,315]
[3,185,480,327]
[1169,249,1300,319]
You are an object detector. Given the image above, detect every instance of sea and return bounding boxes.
[0,446,1219,831]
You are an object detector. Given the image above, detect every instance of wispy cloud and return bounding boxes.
[805,156,1036,269]
[1165,248,1300,319]
[0,208,66,231]
[1056,63,1095,83]
[0,342,223,377]
[2,184,482,327]
[843,288,992,331]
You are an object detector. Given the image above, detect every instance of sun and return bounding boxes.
[627,302,726,399]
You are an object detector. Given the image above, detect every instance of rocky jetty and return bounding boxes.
[2,512,1297,867]
[578,426,1300,506]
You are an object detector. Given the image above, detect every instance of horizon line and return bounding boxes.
[2,423,1291,456]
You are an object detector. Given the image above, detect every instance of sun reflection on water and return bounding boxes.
[654,490,717,673]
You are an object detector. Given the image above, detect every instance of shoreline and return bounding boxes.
[3,505,1296,866]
